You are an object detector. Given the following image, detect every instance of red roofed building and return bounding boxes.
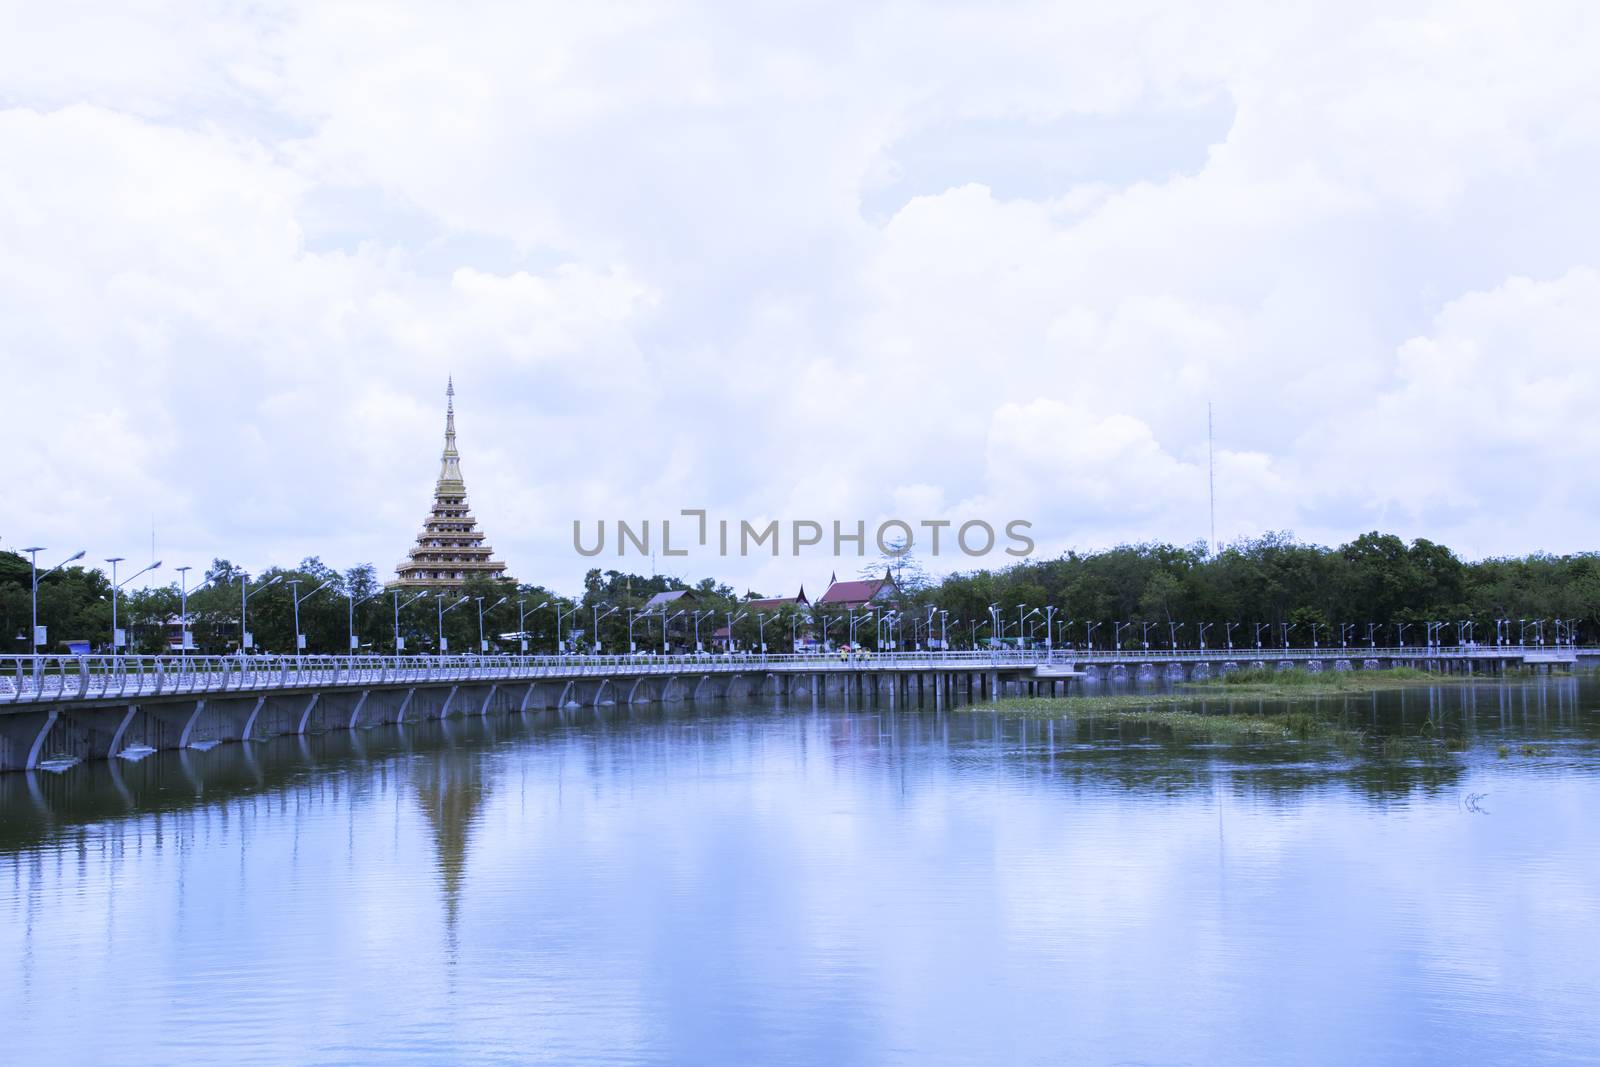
[817,570,900,611]
[742,586,810,613]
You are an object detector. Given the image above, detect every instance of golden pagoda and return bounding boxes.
[390,379,515,592]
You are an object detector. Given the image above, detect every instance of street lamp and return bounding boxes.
[1197,621,1213,650]
[1225,621,1238,650]
[22,547,85,654]
[516,599,548,655]
[726,610,748,653]
[1254,622,1269,649]
[757,612,771,654]
[1018,606,1039,650]
[1085,620,1101,650]
[436,594,469,653]
[554,602,579,654]
[692,609,713,653]
[1113,621,1131,651]
[239,573,283,652]
[592,604,619,653]
[348,589,383,655]
[393,590,429,653]
[475,595,507,653]
[287,577,334,653]
[106,556,161,652]
[662,609,686,654]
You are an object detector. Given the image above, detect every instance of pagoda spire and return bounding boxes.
[438,377,464,491]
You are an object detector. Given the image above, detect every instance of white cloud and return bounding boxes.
[3,1,1599,594]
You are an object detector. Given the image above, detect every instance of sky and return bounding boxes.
[3,0,1598,598]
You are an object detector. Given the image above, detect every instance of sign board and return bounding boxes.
[242,631,253,649]
[480,640,488,652]
[34,625,46,646]
[67,640,91,656]
[397,637,406,651]
[440,637,449,651]
[519,639,527,653]
[351,635,360,650]
[297,634,307,650]
[114,628,126,649]
[182,632,195,650]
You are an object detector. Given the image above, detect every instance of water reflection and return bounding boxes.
[1,678,1597,1064]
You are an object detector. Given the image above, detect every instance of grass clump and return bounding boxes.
[988,695,1343,743]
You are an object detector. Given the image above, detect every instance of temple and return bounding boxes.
[389,379,515,592]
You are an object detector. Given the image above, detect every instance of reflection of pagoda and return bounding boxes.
[390,379,514,592]
[412,745,491,954]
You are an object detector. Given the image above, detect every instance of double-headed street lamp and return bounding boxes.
[348,588,383,654]
[288,577,334,653]
[553,602,579,654]
[476,596,507,653]
[662,609,686,654]
[393,590,429,653]
[22,547,85,654]
[516,599,548,654]
[436,594,469,653]
[239,573,282,652]
[106,556,162,652]
[592,604,619,653]
[725,610,749,653]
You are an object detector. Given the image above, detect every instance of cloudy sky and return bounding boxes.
[4,1,1598,596]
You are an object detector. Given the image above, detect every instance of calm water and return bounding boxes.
[4,679,1599,1065]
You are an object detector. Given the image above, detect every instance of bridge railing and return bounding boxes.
[0,649,1039,705]
[0,644,1579,707]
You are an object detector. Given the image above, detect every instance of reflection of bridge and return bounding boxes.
[0,646,1590,772]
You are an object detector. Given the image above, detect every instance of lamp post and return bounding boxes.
[554,603,579,654]
[757,612,770,654]
[1279,621,1292,650]
[107,557,162,653]
[393,590,429,653]
[1018,606,1039,651]
[1113,621,1131,651]
[725,610,748,653]
[592,604,618,653]
[1254,622,1269,649]
[239,573,283,652]
[1197,621,1213,651]
[436,594,468,653]
[348,589,383,655]
[1339,622,1354,648]
[1225,621,1238,650]
[1168,620,1184,649]
[662,609,685,654]
[475,595,507,653]
[692,609,712,653]
[973,617,991,650]
[1397,622,1411,648]
[1085,620,1101,650]
[176,565,193,655]
[288,578,334,653]
[1367,622,1380,649]
[516,599,547,655]
[1140,621,1153,650]
[22,547,85,654]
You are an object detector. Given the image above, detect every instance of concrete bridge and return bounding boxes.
[0,646,1589,773]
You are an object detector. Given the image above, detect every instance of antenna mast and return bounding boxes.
[1208,401,1217,555]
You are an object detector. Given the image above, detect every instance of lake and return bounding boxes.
[4,677,1598,1064]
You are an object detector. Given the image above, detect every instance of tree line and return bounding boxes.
[3,531,1596,655]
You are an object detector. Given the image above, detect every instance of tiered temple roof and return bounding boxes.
[390,380,514,592]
